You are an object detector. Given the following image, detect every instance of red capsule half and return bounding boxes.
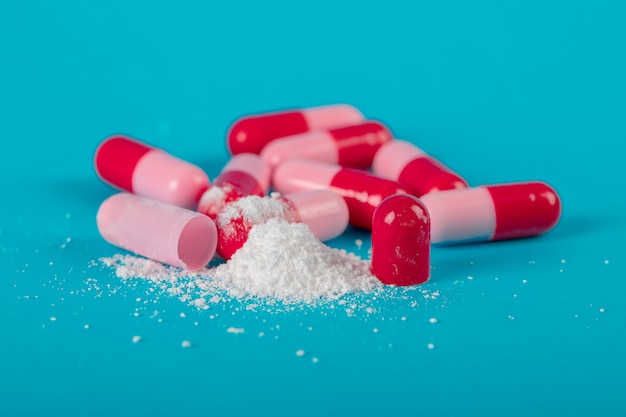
[371,194,431,286]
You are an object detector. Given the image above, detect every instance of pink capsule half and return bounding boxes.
[272,159,408,230]
[227,104,364,155]
[94,135,210,209]
[198,153,271,219]
[97,193,217,270]
[216,190,349,259]
[371,194,431,286]
[260,121,393,170]
[373,139,468,196]
[420,182,562,244]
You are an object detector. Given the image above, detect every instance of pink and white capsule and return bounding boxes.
[420,182,561,244]
[373,139,468,196]
[272,159,408,230]
[94,135,209,209]
[260,121,393,170]
[198,153,271,219]
[216,190,349,260]
[97,193,217,270]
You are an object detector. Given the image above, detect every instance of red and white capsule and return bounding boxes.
[371,194,431,286]
[97,193,217,270]
[215,190,349,259]
[260,121,393,170]
[420,182,562,244]
[272,159,408,230]
[198,153,271,219]
[227,104,364,155]
[94,135,209,209]
[373,139,468,196]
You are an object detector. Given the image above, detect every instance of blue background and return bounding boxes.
[1,1,625,416]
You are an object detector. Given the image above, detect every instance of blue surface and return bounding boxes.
[1,1,625,416]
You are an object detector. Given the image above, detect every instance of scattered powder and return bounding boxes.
[100,218,380,307]
[295,349,306,357]
[132,335,141,343]
[429,317,438,324]
[181,340,191,348]
[227,327,245,334]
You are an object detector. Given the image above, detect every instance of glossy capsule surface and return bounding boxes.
[371,194,430,286]
[373,139,468,196]
[420,181,562,244]
[260,121,392,170]
[94,135,209,209]
[227,104,364,155]
[198,153,271,219]
[272,159,408,230]
[215,190,349,259]
[97,193,217,270]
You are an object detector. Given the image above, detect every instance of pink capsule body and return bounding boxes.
[371,194,431,286]
[260,121,393,170]
[373,140,468,196]
[97,193,217,270]
[198,154,271,219]
[216,190,349,259]
[420,182,562,244]
[272,159,408,230]
[94,135,209,209]
[227,104,364,155]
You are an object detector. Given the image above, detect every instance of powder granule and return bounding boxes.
[212,218,380,304]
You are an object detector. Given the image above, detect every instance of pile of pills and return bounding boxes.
[95,104,562,287]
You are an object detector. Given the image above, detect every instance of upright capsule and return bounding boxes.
[272,159,408,230]
[420,181,562,244]
[260,121,393,170]
[373,139,468,196]
[95,135,209,209]
[371,194,431,286]
[97,193,217,270]
[227,104,364,155]
[215,190,349,259]
[198,153,271,219]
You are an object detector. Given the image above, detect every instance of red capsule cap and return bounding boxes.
[216,216,250,260]
[371,194,431,286]
[487,182,562,241]
[94,135,152,192]
[330,168,409,230]
[399,157,468,196]
[331,121,393,169]
[214,170,266,199]
[227,112,309,155]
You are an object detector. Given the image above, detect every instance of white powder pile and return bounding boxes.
[99,217,381,307]
[212,218,380,303]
